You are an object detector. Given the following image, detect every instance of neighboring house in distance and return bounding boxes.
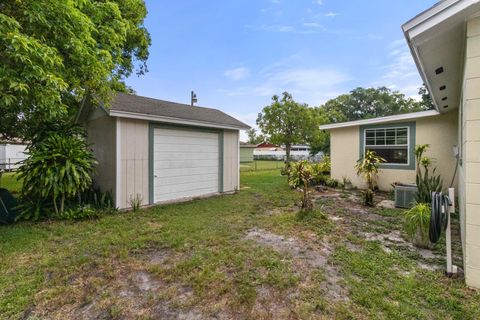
[239,142,255,162]
[322,0,480,288]
[254,143,316,161]
[77,92,250,209]
[0,141,27,171]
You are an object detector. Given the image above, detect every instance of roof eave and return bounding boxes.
[319,110,440,130]
[401,0,480,112]
[108,110,250,131]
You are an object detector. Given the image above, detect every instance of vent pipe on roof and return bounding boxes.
[191,91,198,106]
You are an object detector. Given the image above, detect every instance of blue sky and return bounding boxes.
[126,0,437,136]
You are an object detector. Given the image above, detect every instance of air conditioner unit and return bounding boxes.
[394,184,418,208]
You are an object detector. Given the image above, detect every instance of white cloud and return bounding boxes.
[373,40,423,98]
[315,0,323,5]
[224,67,251,81]
[303,22,323,28]
[324,12,338,17]
[219,59,350,106]
[256,24,295,32]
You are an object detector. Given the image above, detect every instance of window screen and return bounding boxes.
[364,127,408,164]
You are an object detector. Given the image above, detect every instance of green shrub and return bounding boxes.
[79,186,115,211]
[17,125,97,220]
[325,177,339,188]
[58,205,99,221]
[317,155,331,175]
[311,173,327,186]
[288,161,314,211]
[404,202,431,248]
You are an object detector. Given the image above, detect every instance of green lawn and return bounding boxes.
[0,172,22,194]
[0,170,479,319]
[240,160,284,171]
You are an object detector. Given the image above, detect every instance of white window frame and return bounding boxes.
[363,126,410,166]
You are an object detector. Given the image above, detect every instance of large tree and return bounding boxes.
[309,86,434,154]
[321,86,433,123]
[257,92,316,164]
[0,0,151,140]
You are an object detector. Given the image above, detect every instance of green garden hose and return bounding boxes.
[429,192,451,243]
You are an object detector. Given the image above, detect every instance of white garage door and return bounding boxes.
[153,127,220,202]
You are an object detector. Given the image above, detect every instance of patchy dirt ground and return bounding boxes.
[25,187,464,319]
[5,171,475,320]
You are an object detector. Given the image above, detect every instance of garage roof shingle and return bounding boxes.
[109,93,249,129]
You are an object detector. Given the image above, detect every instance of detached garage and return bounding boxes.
[78,93,249,209]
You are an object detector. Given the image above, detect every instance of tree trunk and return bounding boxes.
[52,196,59,215]
[285,143,291,165]
[60,193,65,214]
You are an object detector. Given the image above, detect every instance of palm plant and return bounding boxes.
[355,150,386,190]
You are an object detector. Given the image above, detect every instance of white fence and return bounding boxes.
[0,144,27,171]
[253,149,322,161]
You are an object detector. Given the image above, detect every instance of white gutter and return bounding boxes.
[108,110,250,131]
[319,110,440,130]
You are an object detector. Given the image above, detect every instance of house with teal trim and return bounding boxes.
[77,92,250,209]
[322,0,480,288]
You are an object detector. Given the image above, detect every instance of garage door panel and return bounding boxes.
[153,127,219,203]
[155,179,219,194]
[155,187,218,202]
[154,166,218,178]
[154,151,219,161]
[154,129,218,140]
[155,174,218,186]
[155,160,218,170]
[154,144,218,153]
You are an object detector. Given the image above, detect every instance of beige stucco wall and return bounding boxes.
[461,17,480,288]
[117,118,150,209]
[330,111,458,191]
[89,115,241,209]
[86,110,117,199]
[223,130,240,192]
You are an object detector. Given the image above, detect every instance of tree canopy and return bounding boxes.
[257,92,317,162]
[256,86,435,157]
[321,86,433,123]
[0,0,151,139]
[246,128,265,145]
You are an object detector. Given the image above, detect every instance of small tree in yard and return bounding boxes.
[257,92,316,168]
[355,150,386,206]
[18,125,97,219]
[289,161,314,211]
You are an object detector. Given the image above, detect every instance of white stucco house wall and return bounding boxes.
[77,93,250,209]
[321,0,480,289]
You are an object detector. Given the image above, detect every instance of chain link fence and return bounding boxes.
[0,158,24,171]
[240,160,284,172]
